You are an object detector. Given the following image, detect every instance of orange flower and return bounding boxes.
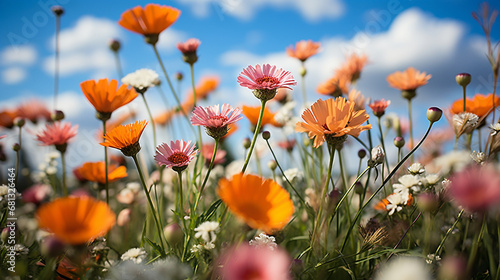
[242,105,282,128]
[337,53,368,82]
[386,67,431,91]
[218,173,294,233]
[17,99,51,123]
[286,40,321,62]
[36,196,116,245]
[317,73,350,97]
[154,108,177,126]
[100,120,148,157]
[118,4,181,36]
[80,79,138,120]
[222,123,238,139]
[0,109,17,129]
[74,162,128,184]
[450,93,500,118]
[296,97,372,148]
[184,76,219,105]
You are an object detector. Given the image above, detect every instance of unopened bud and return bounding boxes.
[51,6,64,16]
[300,67,307,77]
[358,149,366,158]
[394,136,405,148]
[455,73,471,87]
[12,143,21,152]
[267,160,277,171]
[14,117,25,128]
[41,236,66,258]
[354,182,364,195]
[262,131,271,140]
[176,72,183,81]
[164,223,184,247]
[243,138,251,149]
[51,110,65,121]
[427,107,442,123]
[368,145,384,167]
[109,39,121,52]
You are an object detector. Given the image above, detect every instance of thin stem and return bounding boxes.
[300,61,307,106]
[113,51,124,79]
[132,154,166,255]
[141,93,157,149]
[387,211,422,260]
[435,209,464,256]
[377,116,390,178]
[241,99,267,173]
[53,15,61,110]
[60,151,67,196]
[194,139,218,211]
[467,215,486,273]
[190,64,197,107]
[102,121,109,204]
[334,167,369,214]
[462,85,467,112]
[408,98,414,151]
[177,171,184,219]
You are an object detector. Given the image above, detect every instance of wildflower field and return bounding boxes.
[1,2,500,279]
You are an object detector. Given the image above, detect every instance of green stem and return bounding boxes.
[334,167,369,215]
[141,93,157,149]
[435,209,464,256]
[300,61,307,106]
[408,98,414,152]
[60,151,67,196]
[190,63,197,107]
[53,15,60,110]
[132,154,166,255]
[113,51,123,79]
[387,211,422,260]
[102,121,109,204]
[377,116,390,178]
[241,99,267,173]
[194,140,218,211]
[467,215,486,274]
[177,171,184,219]
[462,86,467,112]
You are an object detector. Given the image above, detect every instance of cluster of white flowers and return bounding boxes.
[32,152,60,182]
[249,233,278,250]
[470,150,486,164]
[121,69,160,92]
[121,248,147,264]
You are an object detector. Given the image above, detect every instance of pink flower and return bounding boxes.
[191,104,242,139]
[117,208,131,226]
[154,140,198,171]
[202,143,226,165]
[216,244,291,280]
[277,139,296,152]
[447,164,500,213]
[22,184,52,204]
[368,99,391,117]
[177,38,201,54]
[36,122,78,147]
[237,64,296,91]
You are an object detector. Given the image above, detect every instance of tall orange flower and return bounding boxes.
[100,120,148,157]
[317,73,350,97]
[286,40,321,62]
[450,93,500,118]
[218,173,294,233]
[36,196,116,245]
[118,4,181,44]
[242,105,282,129]
[337,53,368,82]
[184,76,220,105]
[74,162,128,184]
[387,67,431,99]
[80,78,138,121]
[296,97,371,148]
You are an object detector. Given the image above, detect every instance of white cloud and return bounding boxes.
[1,67,26,84]
[43,16,121,76]
[175,0,345,21]
[1,45,37,65]
[156,28,188,52]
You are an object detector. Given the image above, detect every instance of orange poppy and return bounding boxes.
[286,40,321,62]
[337,53,368,82]
[450,93,500,118]
[218,173,294,233]
[80,79,138,119]
[317,73,350,97]
[386,67,431,91]
[74,162,128,184]
[242,105,282,128]
[296,97,372,148]
[118,4,181,36]
[184,76,219,105]
[100,120,148,157]
[36,196,116,245]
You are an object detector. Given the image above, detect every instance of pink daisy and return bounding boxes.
[238,64,296,91]
[216,244,291,280]
[177,38,201,54]
[36,122,78,149]
[154,140,198,172]
[191,104,242,139]
[368,99,391,117]
[447,164,500,213]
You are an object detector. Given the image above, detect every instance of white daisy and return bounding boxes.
[121,248,147,264]
[122,69,160,92]
[194,221,219,243]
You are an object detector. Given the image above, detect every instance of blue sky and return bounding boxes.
[0,0,499,168]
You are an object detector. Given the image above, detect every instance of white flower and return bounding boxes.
[48,151,60,159]
[204,242,215,250]
[275,101,299,135]
[385,193,410,215]
[0,185,8,196]
[432,150,471,175]
[225,160,248,178]
[283,168,303,183]
[407,163,425,175]
[12,244,29,255]
[374,256,432,280]
[194,221,219,243]
[424,174,440,186]
[369,145,384,167]
[126,182,141,193]
[122,69,160,92]
[453,112,478,135]
[249,233,278,250]
[470,151,486,164]
[393,175,420,194]
[45,166,57,175]
[121,248,147,264]
[150,258,192,280]
[425,254,441,264]
[490,123,500,136]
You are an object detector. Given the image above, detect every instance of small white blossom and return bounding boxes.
[386,193,411,215]
[407,163,425,175]
[190,242,215,252]
[12,244,29,255]
[490,123,500,136]
[45,166,57,175]
[194,221,219,243]
[125,182,141,193]
[122,69,160,92]
[425,254,441,264]
[0,185,8,196]
[393,175,421,194]
[121,248,147,264]
[470,151,486,164]
[424,174,440,186]
[249,233,278,250]
[369,145,384,167]
[283,168,303,182]
[204,242,215,250]
[48,151,60,159]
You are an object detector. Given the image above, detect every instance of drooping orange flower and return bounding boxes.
[337,53,368,82]
[184,76,219,105]
[118,4,181,36]
[286,40,321,62]
[36,196,116,245]
[80,79,138,119]
[218,173,294,233]
[100,120,148,157]
[74,162,128,184]
[242,105,282,128]
[17,99,51,123]
[386,67,431,91]
[317,73,350,97]
[296,97,372,148]
[450,93,500,118]
[0,109,17,129]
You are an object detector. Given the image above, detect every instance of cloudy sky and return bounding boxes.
[0,0,498,167]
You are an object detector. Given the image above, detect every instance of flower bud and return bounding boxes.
[299,67,307,77]
[109,39,121,52]
[262,130,271,140]
[427,107,442,123]
[12,143,21,152]
[242,137,251,149]
[14,117,25,128]
[267,160,277,171]
[175,72,183,81]
[455,73,471,87]
[51,6,64,16]
[394,136,405,148]
[164,223,184,247]
[354,182,364,195]
[368,145,384,168]
[1,228,9,243]
[41,236,66,258]
[358,149,366,159]
[51,110,65,121]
